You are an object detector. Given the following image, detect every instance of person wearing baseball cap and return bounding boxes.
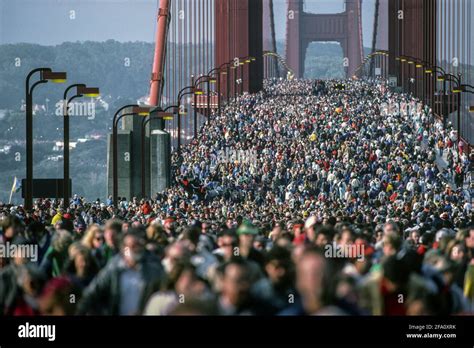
[236,220,264,270]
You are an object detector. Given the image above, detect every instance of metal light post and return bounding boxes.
[25,68,67,210]
[193,75,212,138]
[208,62,230,117]
[422,64,447,128]
[177,86,195,151]
[62,84,100,207]
[239,60,245,96]
[192,75,198,138]
[415,61,424,102]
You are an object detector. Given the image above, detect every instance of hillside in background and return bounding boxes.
[0,40,360,202]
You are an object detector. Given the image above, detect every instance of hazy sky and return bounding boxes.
[0,0,376,46]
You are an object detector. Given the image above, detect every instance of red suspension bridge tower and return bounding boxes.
[285,0,364,78]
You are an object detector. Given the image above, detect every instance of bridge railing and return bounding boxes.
[263,51,294,80]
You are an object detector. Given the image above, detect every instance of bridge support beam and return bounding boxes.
[215,0,263,99]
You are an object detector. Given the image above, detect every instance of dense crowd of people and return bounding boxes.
[1,78,474,315]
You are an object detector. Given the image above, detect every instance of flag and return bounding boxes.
[9,177,21,204]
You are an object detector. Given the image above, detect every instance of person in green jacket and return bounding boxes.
[40,229,73,278]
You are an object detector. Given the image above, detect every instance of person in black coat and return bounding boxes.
[76,228,165,315]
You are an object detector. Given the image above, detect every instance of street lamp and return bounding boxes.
[207,62,229,118]
[423,64,448,129]
[176,86,196,151]
[193,74,214,138]
[62,84,100,207]
[25,68,67,210]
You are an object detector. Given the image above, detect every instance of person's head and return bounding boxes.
[121,228,146,268]
[81,224,103,249]
[104,219,122,249]
[17,263,46,297]
[447,240,466,263]
[7,236,33,265]
[272,221,283,238]
[338,227,354,246]
[432,256,457,286]
[168,298,219,315]
[146,222,168,244]
[174,263,208,297]
[220,258,252,307]
[67,245,98,278]
[218,230,237,261]
[162,241,191,274]
[314,226,334,247]
[304,216,317,242]
[410,230,420,245]
[375,227,384,243]
[25,221,45,242]
[382,232,402,257]
[463,228,474,250]
[181,226,201,253]
[1,215,23,240]
[296,247,340,314]
[51,230,73,255]
[163,218,176,233]
[265,246,294,287]
[201,221,210,234]
[382,255,410,293]
[253,236,266,251]
[292,220,304,238]
[383,221,400,236]
[236,220,258,249]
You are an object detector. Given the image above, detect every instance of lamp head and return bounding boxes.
[78,86,100,98]
[158,112,174,120]
[42,71,67,83]
[132,106,151,116]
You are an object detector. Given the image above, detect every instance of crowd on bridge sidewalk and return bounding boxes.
[1,78,474,316]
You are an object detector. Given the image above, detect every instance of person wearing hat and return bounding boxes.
[51,208,63,226]
[236,220,265,270]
